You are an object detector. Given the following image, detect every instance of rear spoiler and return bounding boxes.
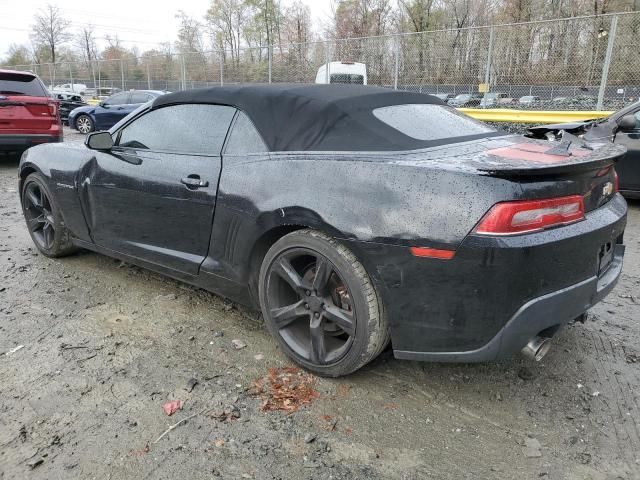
[478,141,626,177]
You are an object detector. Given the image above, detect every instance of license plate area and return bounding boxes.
[598,241,614,276]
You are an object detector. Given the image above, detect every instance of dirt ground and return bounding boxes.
[1,128,640,480]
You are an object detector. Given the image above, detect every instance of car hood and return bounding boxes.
[526,119,617,143]
[527,121,591,135]
[69,105,96,116]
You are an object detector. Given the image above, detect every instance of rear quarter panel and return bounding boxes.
[208,150,523,288]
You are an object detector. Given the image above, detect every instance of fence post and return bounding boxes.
[69,64,74,89]
[393,35,400,90]
[268,45,272,83]
[324,42,330,83]
[597,15,618,111]
[90,60,96,90]
[147,63,151,89]
[482,26,495,108]
[180,54,186,90]
[219,51,224,86]
[120,59,125,90]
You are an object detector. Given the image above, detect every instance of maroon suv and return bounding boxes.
[0,69,62,153]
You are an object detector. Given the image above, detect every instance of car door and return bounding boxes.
[614,109,640,192]
[96,92,130,129]
[84,103,237,275]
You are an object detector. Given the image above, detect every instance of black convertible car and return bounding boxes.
[19,84,627,376]
[527,101,640,198]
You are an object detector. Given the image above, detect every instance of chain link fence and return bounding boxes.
[5,12,640,110]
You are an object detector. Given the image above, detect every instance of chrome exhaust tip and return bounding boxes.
[521,336,552,362]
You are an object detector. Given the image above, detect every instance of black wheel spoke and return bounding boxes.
[309,316,326,364]
[323,305,355,336]
[27,216,45,232]
[26,188,41,209]
[312,257,332,292]
[274,257,307,292]
[43,223,54,247]
[271,300,307,329]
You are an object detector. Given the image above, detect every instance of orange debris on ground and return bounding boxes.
[251,366,320,413]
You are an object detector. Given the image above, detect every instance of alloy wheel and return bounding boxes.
[76,115,92,134]
[264,248,356,366]
[23,182,56,250]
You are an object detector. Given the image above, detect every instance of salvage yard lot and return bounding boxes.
[1,132,640,479]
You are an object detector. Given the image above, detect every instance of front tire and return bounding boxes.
[259,229,389,377]
[75,114,94,134]
[21,173,77,258]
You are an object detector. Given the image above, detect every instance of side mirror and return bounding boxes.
[85,131,113,151]
[99,101,108,108]
[618,114,637,131]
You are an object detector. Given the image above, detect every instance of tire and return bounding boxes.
[258,229,389,377]
[21,172,77,258]
[75,114,94,134]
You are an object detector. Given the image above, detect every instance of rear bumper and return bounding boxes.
[346,193,627,362]
[0,133,62,150]
[394,243,624,362]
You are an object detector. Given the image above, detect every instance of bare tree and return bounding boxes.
[283,1,312,44]
[175,11,205,54]
[76,26,98,66]
[2,44,32,66]
[30,4,71,64]
[205,0,252,65]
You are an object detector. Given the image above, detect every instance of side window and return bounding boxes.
[130,92,153,104]
[117,104,235,155]
[225,111,268,154]
[634,111,640,129]
[105,92,128,106]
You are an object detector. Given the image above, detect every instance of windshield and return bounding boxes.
[0,72,47,96]
[330,74,364,85]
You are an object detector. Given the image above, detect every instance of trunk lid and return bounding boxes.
[0,71,58,134]
[0,95,57,131]
[479,136,623,213]
[388,135,625,213]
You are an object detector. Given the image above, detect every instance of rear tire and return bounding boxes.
[258,229,389,377]
[75,114,94,134]
[21,173,77,258]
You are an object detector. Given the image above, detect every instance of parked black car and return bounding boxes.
[18,84,627,376]
[50,91,87,125]
[527,100,640,198]
[432,93,455,102]
[448,93,483,107]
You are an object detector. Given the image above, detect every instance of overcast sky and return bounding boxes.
[0,0,335,59]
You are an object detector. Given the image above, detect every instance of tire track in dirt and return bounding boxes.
[583,329,640,475]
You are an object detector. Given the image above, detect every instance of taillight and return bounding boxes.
[474,195,585,235]
[614,169,619,193]
[48,101,58,117]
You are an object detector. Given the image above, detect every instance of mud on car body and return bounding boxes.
[18,84,627,376]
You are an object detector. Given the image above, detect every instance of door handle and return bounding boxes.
[181,176,209,188]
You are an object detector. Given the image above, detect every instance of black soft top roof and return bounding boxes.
[152,84,450,152]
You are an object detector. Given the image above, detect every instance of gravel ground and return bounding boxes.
[1,128,640,480]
